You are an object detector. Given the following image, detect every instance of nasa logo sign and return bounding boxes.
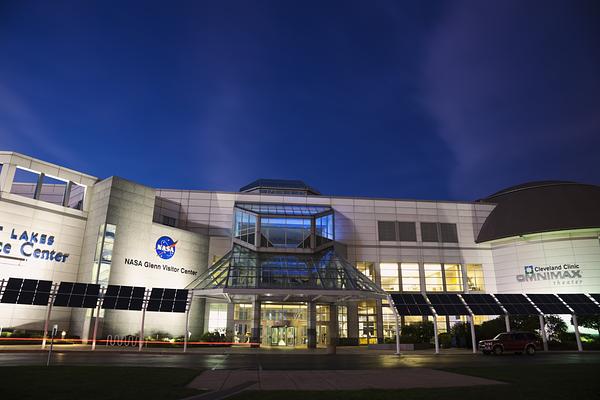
[155,236,177,260]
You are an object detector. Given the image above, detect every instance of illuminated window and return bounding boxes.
[379,263,399,292]
[357,262,376,282]
[382,306,397,339]
[403,316,423,326]
[358,300,377,344]
[400,263,421,292]
[207,303,228,334]
[424,263,443,292]
[444,264,464,292]
[234,304,252,321]
[466,264,485,291]
[428,315,447,333]
[338,306,348,338]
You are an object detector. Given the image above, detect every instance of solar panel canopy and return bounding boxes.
[146,288,188,312]
[102,285,146,311]
[460,293,504,315]
[426,293,470,315]
[526,294,571,314]
[589,294,600,304]
[390,294,432,315]
[556,294,600,315]
[494,294,538,315]
[54,282,100,308]
[0,278,52,305]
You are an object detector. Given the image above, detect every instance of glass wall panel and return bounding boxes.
[233,304,252,343]
[444,264,464,292]
[260,217,311,248]
[356,261,376,282]
[67,182,85,210]
[207,303,228,334]
[400,263,421,292]
[380,263,399,292]
[316,213,334,246]
[382,306,397,340]
[10,167,39,199]
[234,210,257,245]
[338,305,348,338]
[466,264,485,291]
[38,174,68,205]
[358,300,377,344]
[424,263,443,292]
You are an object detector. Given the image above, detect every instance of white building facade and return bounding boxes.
[0,152,598,346]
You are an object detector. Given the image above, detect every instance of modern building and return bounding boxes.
[0,151,599,347]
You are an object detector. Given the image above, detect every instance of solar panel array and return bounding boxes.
[0,278,52,305]
[557,294,600,315]
[54,282,100,308]
[102,285,146,311]
[460,293,504,315]
[146,288,188,313]
[426,293,470,315]
[526,294,572,314]
[390,294,432,315]
[494,294,539,315]
[589,294,600,304]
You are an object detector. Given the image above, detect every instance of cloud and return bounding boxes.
[422,0,600,199]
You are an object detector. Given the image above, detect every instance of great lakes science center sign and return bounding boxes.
[0,225,70,263]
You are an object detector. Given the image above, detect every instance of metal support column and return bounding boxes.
[328,304,338,354]
[91,291,103,351]
[41,283,56,349]
[387,295,401,355]
[139,291,148,351]
[504,315,511,332]
[469,314,477,353]
[433,315,440,354]
[250,296,261,347]
[539,315,548,352]
[572,314,583,352]
[183,295,192,353]
[307,301,317,349]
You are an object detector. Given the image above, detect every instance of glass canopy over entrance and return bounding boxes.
[191,202,387,348]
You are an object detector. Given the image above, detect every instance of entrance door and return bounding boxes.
[268,326,296,346]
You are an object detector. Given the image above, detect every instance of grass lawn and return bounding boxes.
[230,363,600,400]
[0,366,202,400]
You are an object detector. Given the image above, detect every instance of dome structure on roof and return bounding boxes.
[476,181,600,243]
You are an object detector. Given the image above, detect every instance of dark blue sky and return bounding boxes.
[0,1,598,200]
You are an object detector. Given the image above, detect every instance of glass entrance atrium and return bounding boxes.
[189,203,387,348]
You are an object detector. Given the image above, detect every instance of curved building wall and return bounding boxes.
[489,229,600,294]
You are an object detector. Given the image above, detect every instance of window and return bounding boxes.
[207,303,228,333]
[400,263,421,292]
[91,224,116,286]
[440,223,458,243]
[356,262,376,282]
[234,210,257,246]
[379,263,399,291]
[428,315,448,333]
[162,215,177,227]
[10,167,39,199]
[315,213,334,246]
[260,217,311,248]
[338,305,348,338]
[382,306,397,339]
[420,222,439,242]
[466,264,485,291]
[378,221,396,241]
[358,300,377,344]
[66,182,85,210]
[38,174,68,205]
[234,304,252,320]
[424,263,443,291]
[444,264,464,292]
[398,222,417,241]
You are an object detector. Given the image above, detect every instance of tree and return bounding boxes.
[576,315,600,336]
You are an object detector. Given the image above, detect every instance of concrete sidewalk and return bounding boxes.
[188,368,504,392]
